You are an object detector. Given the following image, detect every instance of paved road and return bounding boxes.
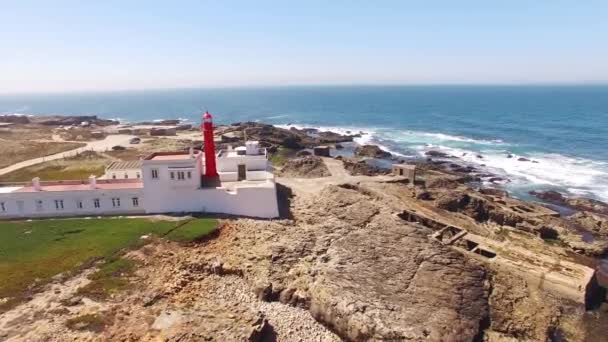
[0,135,136,176]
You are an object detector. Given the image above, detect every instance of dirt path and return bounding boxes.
[277,157,397,194]
[0,135,136,176]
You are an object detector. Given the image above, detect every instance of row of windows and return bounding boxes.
[0,198,140,213]
[151,169,192,181]
[111,172,141,180]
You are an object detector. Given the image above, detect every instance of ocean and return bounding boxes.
[1,85,607,201]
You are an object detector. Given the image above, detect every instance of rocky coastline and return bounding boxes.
[2,116,608,341]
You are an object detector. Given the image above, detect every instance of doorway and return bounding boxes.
[237,164,246,181]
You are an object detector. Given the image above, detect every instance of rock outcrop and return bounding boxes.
[530,190,608,215]
[222,122,355,150]
[354,144,392,158]
[0,115,30,124]
[277,156,331,178]
[342,158,389,176]
[29,115,118,126]
[196,184,490,341]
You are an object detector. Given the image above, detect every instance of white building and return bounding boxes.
[0,141,280,219]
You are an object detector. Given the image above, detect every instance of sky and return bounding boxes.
[1,0,607,93]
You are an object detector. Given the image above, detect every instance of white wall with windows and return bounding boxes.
[0,188,144,218]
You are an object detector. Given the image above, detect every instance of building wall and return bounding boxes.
[142,181,279,218]
[0,151,280,220]
[219,170,273,182]
[217,155,267,173]
[0,188,145,219]
[141,155,202,192]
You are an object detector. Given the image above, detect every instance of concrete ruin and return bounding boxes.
[313,146,330,157]
[392,164,416,182]
[402,208,597,305]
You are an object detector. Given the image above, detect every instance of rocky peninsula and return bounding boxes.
[1,119,608,341]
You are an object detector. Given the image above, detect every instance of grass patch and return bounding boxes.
[269,147,297,167]
[0,140,86,169]
[77,257,136,300]
[66,313,110,332]
[165,219,218,242]
[0,217,218,310]
[0,151,107,183]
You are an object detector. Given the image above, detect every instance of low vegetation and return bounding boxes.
[0,151,107,183]
[165,218,219,242]
[77,257,136,300]
[0,217,218,310]
[105,148,145,161]
[269,147,297,167]
[0,140,85,169]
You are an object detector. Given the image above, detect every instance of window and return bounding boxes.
[187,171,192,179]
[0,202,5,212]
[77,201,83,209]
[136,172,141,179]
[132,197,139,207]
[177,171,185,180]
[112,174,117,179]
[35,200,43,212]
[151,169,159,179]
[93,198,101,208]
[112,198,121,207]
[170,171,175,180]
[54,199,64,210]
[124,173,128,179]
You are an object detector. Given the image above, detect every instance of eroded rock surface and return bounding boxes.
[277,156,331,178]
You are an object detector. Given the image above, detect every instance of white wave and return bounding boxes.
[0,112,33,117]
[420,144,608,201]
[417,131,504,144]
[262,114,289,120]
[275,122,608,201]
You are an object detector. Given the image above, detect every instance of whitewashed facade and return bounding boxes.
[0,142,279,219]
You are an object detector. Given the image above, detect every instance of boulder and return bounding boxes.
[425,150,452,158]
[342,158,388,176]
[529,190,565,203]
[354,144,392,158]
[296,150,312,157]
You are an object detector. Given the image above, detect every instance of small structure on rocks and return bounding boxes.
[313,146,330,157]
[392,164,416,182]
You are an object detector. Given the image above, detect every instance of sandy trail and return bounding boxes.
[0,135,136,176]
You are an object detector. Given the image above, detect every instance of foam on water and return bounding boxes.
[279,122,608,202]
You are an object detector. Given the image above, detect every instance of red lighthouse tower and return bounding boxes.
[202,111,218,177]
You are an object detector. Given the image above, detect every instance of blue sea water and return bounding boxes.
[1,85,607,200]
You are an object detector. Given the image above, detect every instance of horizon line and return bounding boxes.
[2,81,608,96]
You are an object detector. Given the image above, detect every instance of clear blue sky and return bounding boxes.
[1,0,607,93]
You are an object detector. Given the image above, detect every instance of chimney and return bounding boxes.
[89,175,97,189]
[189,146,194,158]
[32,177,41,191]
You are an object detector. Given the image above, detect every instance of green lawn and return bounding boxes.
[0,217,218,309]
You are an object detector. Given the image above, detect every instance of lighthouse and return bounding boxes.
[202,111,218,177]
